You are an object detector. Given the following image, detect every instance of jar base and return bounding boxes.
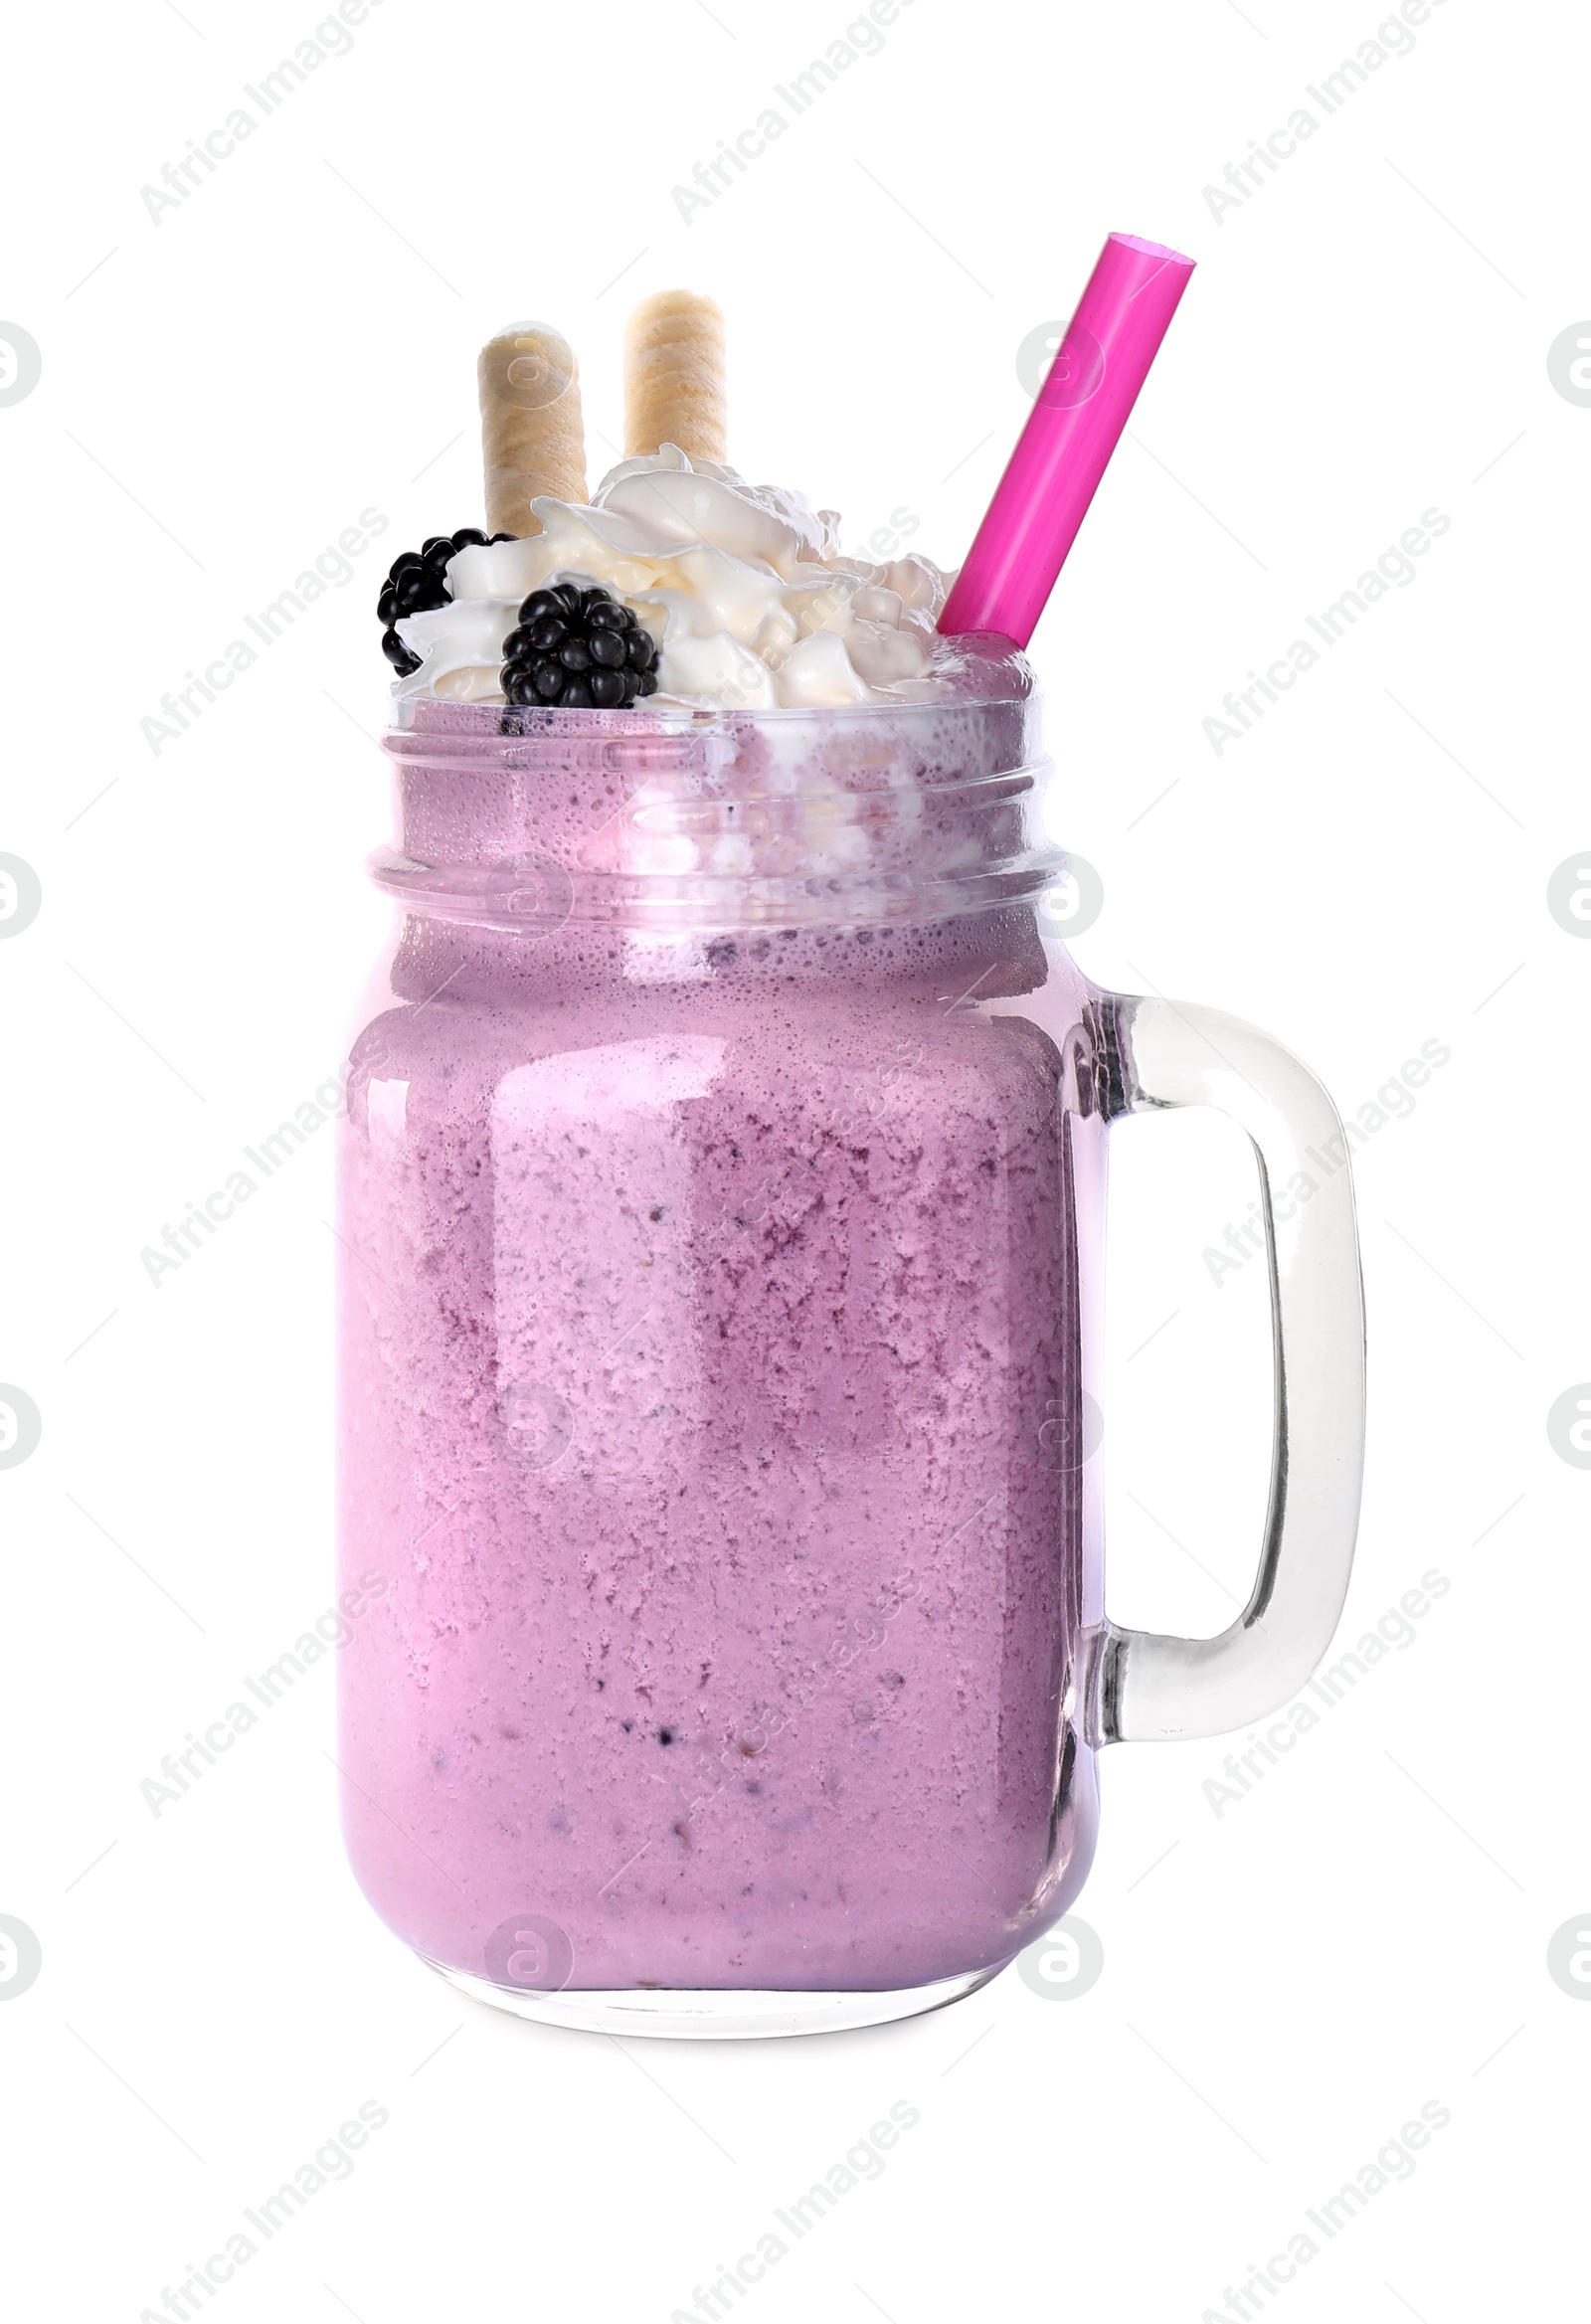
[424,1958,1000,2039]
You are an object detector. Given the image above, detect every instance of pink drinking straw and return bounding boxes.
[939,233,1195,646]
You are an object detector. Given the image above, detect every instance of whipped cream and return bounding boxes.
[394,447,955,711]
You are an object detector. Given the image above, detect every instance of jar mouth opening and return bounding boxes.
[376,689,1056,935]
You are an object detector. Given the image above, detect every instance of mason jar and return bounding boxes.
[336,682,1364,2037]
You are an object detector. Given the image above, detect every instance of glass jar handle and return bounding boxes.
[1088,993,1366,1745]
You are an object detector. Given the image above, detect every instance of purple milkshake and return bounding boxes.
[337,680,1107,2034]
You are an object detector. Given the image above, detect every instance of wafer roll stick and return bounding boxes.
[478,321,588,536]
[623,290,727,465]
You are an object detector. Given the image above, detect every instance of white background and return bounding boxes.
[3,0,1585,2317]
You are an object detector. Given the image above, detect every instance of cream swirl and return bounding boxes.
[394,447,954,709]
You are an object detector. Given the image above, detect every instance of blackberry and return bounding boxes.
[500,582,660,710]
[377,525,516,676]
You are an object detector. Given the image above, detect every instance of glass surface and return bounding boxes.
[335,690,1363,2033]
